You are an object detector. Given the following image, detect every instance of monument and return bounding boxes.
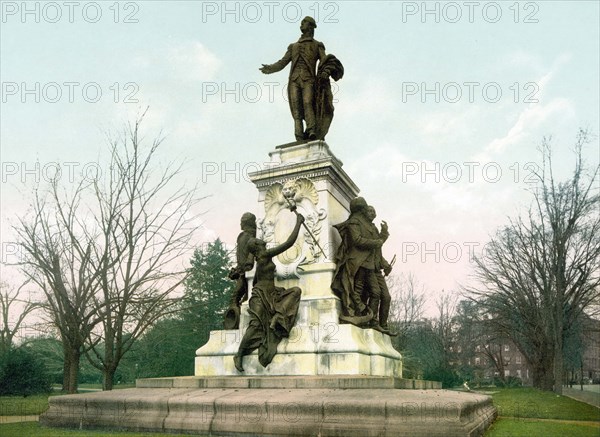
[40,16,497,437]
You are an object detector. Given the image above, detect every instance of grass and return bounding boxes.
[485,387,600,421]
[0,422,197,437]
[0,385,136,417]
[0,393,54,416]
[482,387,600,437]
[486,419,600,437]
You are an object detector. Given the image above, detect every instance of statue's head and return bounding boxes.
[349,197,368,214]
[366,206,377,222]
[247,238,266,255]
[300,16,317,35]
[240,212,256,230]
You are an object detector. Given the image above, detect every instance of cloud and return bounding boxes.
[339,77,398,117]
[133,41,222,83]
[482,98,574,156]
[164,42,222,83]
[474,53,575,160]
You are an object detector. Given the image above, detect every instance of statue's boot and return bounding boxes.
[294,119,305,141]
[368,296,379,317]
[379,324,399,337]
[233,354,244,372]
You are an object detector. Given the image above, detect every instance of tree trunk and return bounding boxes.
[553,343,563,394]
[531,353,554,391]
[63,346,80,394]
[553,298,564,394]
[532,368,554,391]
[103,366,116,391]
[62,349,71,393]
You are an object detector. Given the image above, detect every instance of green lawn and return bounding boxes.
[0,393,53,416]
[487,387,600,421]
[0,422,195,437]
[0,385,136,417]
[486,419,600,437]
[482,387,600,437]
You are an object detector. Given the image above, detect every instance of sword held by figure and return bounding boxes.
[282,190,327,260]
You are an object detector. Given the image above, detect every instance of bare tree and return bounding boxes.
[15,180,106,393]
[400,290,460,386]
[480,338,509,382]
[84,113,202,390]
[0,280,40,353]
[468,130,600,393]
[434,290,458,351]
[15,111,203,391]
[453,300,511,384]
[387,272,426,348]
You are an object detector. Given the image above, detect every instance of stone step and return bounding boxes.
[136,375,441,390]
[40,386,496,437]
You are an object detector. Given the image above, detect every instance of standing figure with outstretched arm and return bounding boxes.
[234,211,305,372]
[259,16,343,141]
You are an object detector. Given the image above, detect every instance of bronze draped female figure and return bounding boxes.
[234,212,305,372]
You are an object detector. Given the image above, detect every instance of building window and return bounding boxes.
[476,345,481,352]
[475,357,480,365]
[504,344,510,352]
[516,355,522,364]
[504,370,510,377]
[517,369,522,378]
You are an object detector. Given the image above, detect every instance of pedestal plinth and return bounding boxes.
[195,141,402,377]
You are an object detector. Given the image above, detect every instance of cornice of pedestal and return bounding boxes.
[248,140,360,204]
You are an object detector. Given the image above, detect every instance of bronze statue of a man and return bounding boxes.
[224,212,257,330]
[331,197,384,326]
[260,16,343,142]
[365,205,396,336]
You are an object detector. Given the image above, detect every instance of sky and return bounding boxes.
[1,0,599,318]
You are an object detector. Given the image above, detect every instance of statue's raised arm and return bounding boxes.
[265,213,304,258]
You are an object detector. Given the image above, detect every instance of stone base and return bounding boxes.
[136,375,441,390]
[40,383,497,436]
[196,297,402,377]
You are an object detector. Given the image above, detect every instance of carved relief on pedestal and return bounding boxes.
[258,178,327,278]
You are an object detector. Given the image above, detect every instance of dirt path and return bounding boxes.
[0,415,39,424]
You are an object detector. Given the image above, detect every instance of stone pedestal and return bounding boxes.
[195,140,402,377]
[41,382,497,437]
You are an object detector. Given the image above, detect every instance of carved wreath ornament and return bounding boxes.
[259,178,327,278]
